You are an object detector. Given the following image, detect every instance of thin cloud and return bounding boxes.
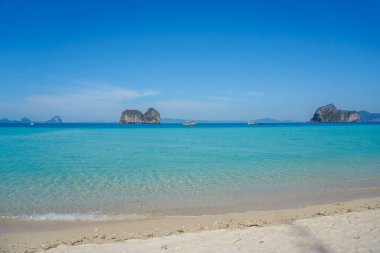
[154,99,205,109]
[1,85,159,122]
[26,86,158,105]
[208,96,232,101]
[246,91,265,97]
[153,98,235,120]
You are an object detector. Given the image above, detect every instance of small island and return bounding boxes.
[46,116,63,124]
[310,104,360,123]
[119,108,160,124]
[310,104,380,123]
[0,116,63,124]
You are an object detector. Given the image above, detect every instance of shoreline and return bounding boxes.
[2,182,380,222]
[1,196,379,253]
[42,208,380,253]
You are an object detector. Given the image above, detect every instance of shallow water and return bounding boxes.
[1,123,380,220]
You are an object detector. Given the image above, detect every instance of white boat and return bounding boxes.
[182,120,197,126]
[247,120,255,125]
[30,122,34,126]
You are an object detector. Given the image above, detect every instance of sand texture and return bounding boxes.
[1,197,379,253]
[42,209,380,253]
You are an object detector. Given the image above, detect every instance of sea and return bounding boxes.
[1,123,380,221]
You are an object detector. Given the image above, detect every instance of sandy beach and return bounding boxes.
[2,0,380,252]
[43,208,380,253]
[1,197,379,253]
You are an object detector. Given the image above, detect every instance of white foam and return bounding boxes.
[0,213,146,221]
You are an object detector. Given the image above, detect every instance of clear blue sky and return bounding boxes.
[1,0,379,122]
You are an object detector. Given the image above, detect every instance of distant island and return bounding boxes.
[0,117,32,124]
[119,108,160,124]
[254,118,300,124]
[2,105,379,124]
[46,116,63,123]
[161,118,245,124]
[0,116,63,124]
[161,118,299,124]
[310,104,380,123]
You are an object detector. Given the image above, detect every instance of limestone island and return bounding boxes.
[310,104,380,123]
[310,104,360,123]
[46,115,63,123]
[119,108,160,124]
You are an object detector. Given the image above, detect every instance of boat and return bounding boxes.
[247,120,255,125]
[182,120,197,126]
[30,122,34,126]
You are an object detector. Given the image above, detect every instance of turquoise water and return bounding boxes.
[1,123,380,220]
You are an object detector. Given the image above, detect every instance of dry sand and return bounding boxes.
[0,197,379,253]
[43,209,380,253]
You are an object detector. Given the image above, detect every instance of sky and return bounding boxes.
[0,0,379,122]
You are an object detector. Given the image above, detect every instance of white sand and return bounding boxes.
[43,209,380,253]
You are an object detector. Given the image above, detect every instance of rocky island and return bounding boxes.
[46,115,63,123]
[310,104,360,123]
[0,116,63,124]
[358,110,380,122]
[310,104,380,123]
[119,108,160,124]
[0,117,32,123]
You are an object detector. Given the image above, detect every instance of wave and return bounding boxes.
[0,212,146,221]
